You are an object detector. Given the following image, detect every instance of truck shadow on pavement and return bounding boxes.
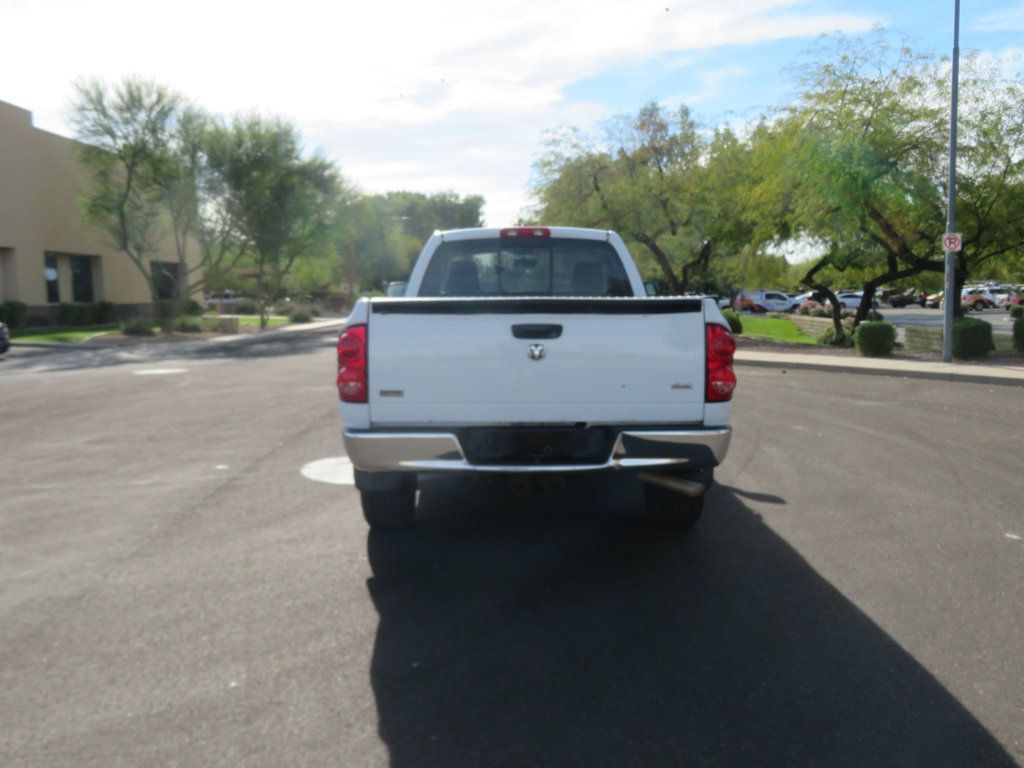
[365,474,1015,768]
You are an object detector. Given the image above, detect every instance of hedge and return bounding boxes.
[1014,317,1024,354]
[121,318,155,336]
[855,321,897,357]
[174,316,203,333]
[952,317,994,359]
[721,309,743,334]
[1,300,28,328]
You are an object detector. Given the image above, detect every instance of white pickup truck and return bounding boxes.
[337,226,736,530]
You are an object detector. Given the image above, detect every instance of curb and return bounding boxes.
[7,320,345,355]
[10,340,115,351]
[735,354,1024,388]
[206,320,343,346]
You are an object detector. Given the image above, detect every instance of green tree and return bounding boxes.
[532,103,763,295]
[203,116,342,328]
[774,31,1024,339]
[71,77,182,313]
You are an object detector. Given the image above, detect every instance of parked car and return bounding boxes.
[926,291,944,309]
[961,287,998,311]
[0,321,9,355]
[384,281,408,297]
[887,288,927,308]
[204,290,247,309]
[733,290,797,313]
[829,292,880,310]
[792,289,829,307]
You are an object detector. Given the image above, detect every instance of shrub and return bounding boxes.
[721,309,743,334]
[855,321,897,357]
[818,317,855,347]
[288,305,314,323]
[952,317,994,359]
[181,298,204,316]
[1009,305,1023,319]
[234,298,259,315]
[797,300,830,318]
[865,309,885,322]
[2,300,28,328]
[95,301,117,324]
[1014,317,1024,354]
[121,318,155,336]
[174,316,203,333]
[58,303,97,326]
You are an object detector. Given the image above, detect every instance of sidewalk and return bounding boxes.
[206,317,343,344]
[736,349,1024,387]
[9,317,345,352]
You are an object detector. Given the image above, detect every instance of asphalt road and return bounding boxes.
[1,333,1022,767]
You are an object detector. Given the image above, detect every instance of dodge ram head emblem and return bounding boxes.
[528,343,546,361]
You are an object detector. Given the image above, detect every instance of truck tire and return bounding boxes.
[642,485,704,530]
[360,475,416,529]
[641,471,710,531]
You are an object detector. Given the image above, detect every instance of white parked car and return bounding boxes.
[337,226,736,532]
[734,290,797,313]
[829,292,879,310]
[961,286,1002,310]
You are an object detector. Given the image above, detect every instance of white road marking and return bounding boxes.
[1006,533,1022,541]
[301,456,355,486]
[215,465,229,470]
[133,368,187,376]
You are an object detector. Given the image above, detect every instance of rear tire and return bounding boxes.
[641,472,709,531]
[360,475,416,529]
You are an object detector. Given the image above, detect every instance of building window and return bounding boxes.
[44,252,60,303]
[70,256,95,303]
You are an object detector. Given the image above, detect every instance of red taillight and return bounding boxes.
[337,325,367,403]
[706,323,737,402]
[499,227,550,239]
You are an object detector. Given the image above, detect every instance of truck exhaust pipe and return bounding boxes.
[637,472,707,498]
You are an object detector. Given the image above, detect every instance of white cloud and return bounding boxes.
[0,0,878,225]
[975,5,1024,32]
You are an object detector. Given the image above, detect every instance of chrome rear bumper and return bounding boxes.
[342,427,730,474]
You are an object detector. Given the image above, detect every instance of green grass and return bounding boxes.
[236,315,289,328]
[12,324,119,343]
[739,316,817,345]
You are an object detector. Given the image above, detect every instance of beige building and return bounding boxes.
[0,99,200,323]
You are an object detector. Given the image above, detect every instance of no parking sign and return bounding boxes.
[942,232,963,252]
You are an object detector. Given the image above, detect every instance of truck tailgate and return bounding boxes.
[366,298,705,426]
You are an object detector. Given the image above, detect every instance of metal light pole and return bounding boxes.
[942,0,961,363]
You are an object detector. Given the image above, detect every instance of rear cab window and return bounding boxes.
[418,237,633,297]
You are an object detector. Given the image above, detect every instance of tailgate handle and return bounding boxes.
[512,324,562,340]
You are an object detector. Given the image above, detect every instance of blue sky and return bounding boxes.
[2,0,1023,225]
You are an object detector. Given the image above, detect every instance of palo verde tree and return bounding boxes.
[775,33,949,339]
[71,77,185,315]
[203,116,342,328]
[775,31,1024,339]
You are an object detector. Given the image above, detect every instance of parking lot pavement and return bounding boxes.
[1,343,1022,766]
[885,305,1016,334]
